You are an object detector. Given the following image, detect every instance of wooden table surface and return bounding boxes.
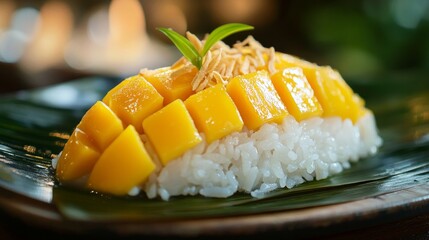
[1,209,429,240]
[1,185,429,240]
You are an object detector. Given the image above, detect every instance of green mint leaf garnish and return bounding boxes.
[158,27,202,68]
[201,23,254,57]
[158,23,254,69]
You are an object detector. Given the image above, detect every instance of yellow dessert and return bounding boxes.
[53,23,379,198]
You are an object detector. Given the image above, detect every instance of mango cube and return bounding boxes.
[185,84,243,143]
[77,101,123,150]
[87,125,155,195]
[303,66,348,118]
[56,129,100,182]
[275,52,319,73]
[143,99,202,165]
[226,70,288,130]
[102,78,132,105]
[304,66,363,122]
[352,94,368,120]
[329,68,364,122]
[141,66,197,105]
[271,68,323,121]
[103,75,164,133]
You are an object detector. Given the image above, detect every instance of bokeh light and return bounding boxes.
[0,0,428,93]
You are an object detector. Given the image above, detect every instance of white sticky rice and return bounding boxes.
[52,112,382,200]
[139,112,382,200]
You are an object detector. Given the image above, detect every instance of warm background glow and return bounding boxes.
[0,0,428,92]
[21,1,73,73]
[0,0,15,31]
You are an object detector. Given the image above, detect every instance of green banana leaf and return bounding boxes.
[0,73,428,222]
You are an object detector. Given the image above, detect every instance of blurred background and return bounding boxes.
[0,0,428,94]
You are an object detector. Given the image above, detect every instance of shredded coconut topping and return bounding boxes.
[140,35,280,92]
[190,35,278,91]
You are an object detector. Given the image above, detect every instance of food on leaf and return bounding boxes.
[53,23,382,200]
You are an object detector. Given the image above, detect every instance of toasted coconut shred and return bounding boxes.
[181,33,277,92]
[140,34,277,92]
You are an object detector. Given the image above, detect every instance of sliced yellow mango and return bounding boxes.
[141,66,197,105]
[142,99,202,165]
[56,129,100,182]
[77,101,123,150]
[103,75,163,133]
[185,84,243,143]
[353,94,368,120]
[271,68,323,121]
[87,125,155,195]
[275,52,319,73]
[329,69,365,122]
[354,94,365,108]
[226,70,288,130]
[303,66,347,118]
[277,55,368,122]
[102,78,132,105]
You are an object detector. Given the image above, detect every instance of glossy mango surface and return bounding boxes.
[141,66,197,105]
[77,101,123,150]
[227,70,288,130]
[271,68,323,121]
[103,75,163,133]
[87,125,155,195]
[302,66,346,118]
[56,129,100,182]
[143,99,202,165]
[185,84,243,143]
[275,52,319,75]
[329,69,365,122]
